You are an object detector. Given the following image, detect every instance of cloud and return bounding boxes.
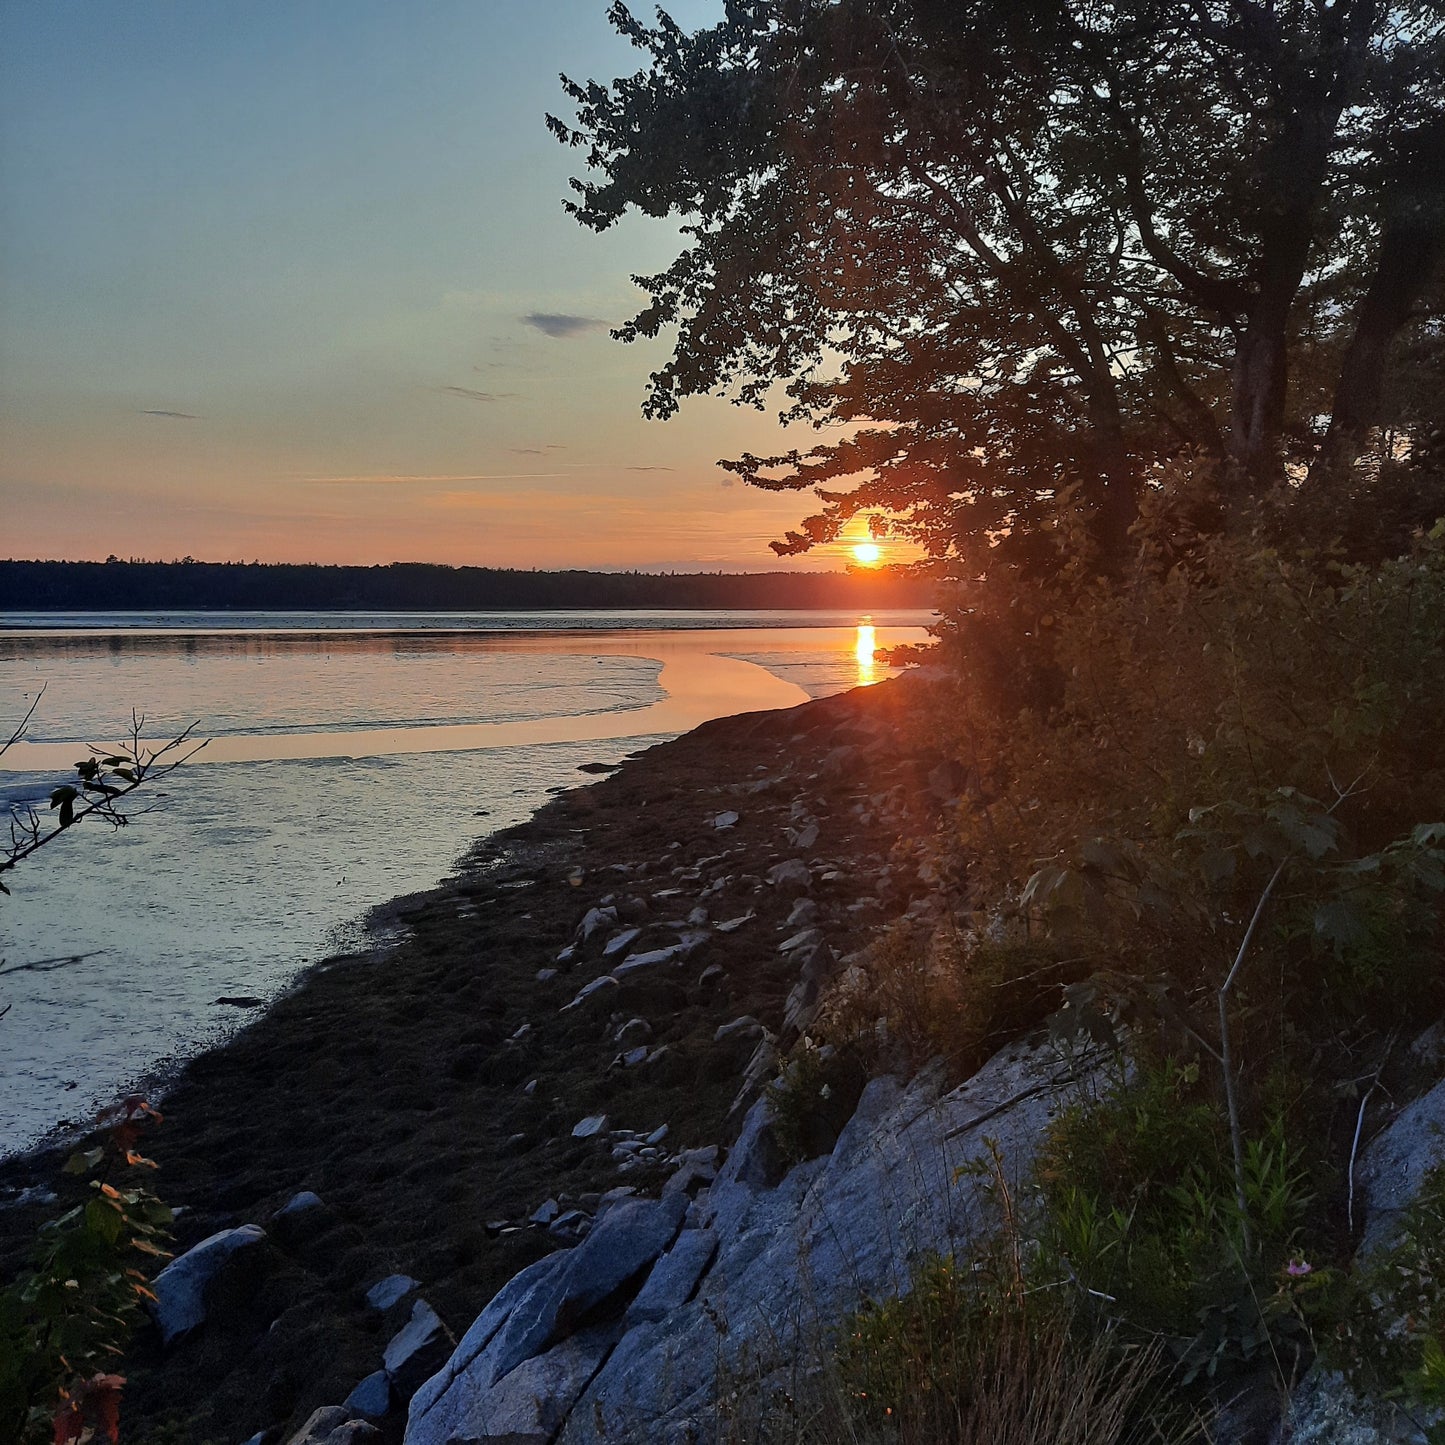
[522,312,607,339]
[303,473,570,485]
[510,447,545,455]
[139,409,201,420]
[626,465,674,472]
[439,385,514,403]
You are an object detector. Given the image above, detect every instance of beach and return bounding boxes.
[0,674,942,1443]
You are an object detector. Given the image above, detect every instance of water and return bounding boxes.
[0,611,931,1153]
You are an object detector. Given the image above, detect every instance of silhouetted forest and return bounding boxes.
[0,559,935,612]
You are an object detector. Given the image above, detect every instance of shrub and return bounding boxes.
[0,1101,172,1445]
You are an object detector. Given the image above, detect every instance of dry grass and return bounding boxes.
[709,1306,1209,1445]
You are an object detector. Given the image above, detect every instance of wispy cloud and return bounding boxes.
[510,447,545,455]
[303,473,570,485]
[439,385,514,403]
[626,465,674,472]
[522,312,606,339]
[139,409,201,420]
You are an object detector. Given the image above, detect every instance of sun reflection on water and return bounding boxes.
[855,621,877,685]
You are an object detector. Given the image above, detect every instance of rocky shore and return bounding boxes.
[0,674,959,1443]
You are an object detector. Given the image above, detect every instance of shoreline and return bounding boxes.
[0,674,944,1444]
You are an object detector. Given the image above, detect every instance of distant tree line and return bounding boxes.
[0,559,934,613]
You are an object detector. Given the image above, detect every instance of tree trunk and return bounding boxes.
[1308,144,1445,488]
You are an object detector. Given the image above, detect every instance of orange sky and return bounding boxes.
[0,2,902,574]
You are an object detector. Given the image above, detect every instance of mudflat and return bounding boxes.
[0,675,943,1444]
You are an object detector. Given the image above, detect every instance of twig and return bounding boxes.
[1347,1033,1396,1235]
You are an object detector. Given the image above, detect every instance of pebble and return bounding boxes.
[572,1113,609,1139]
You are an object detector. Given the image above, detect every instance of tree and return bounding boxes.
[550,1,1444,573]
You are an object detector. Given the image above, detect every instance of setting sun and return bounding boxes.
[852,541,882,566]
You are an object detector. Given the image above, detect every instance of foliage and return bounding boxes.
[1,696,205,897]
[766,1041,869,1164]
[824,917,1088,1080]
[1035,1062,1318,1383]
[1307,1165,1445,1419]
[553,2,1445,569]
[0,1101,172,1445]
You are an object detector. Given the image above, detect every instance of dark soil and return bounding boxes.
[0,677,947,1445]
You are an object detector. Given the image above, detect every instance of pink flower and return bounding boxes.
[1286,1259,1312,1277]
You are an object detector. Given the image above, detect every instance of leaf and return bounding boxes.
[1198,847,1236,889]
[1314,898,1374,956]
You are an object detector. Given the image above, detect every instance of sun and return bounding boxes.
[851,541,882,566]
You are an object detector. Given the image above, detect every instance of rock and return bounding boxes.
[766,858,811,890]
[713,1016,764,1045]
[615,1017,653,1048]
[577,905,618,942]
[618,1046,650,1068]
[573,1113,609,1139]
[536,967,559,982]
[148,1223,267,1347]
[344,1370,393,1419]
[1276,1369,1434,1444]
[645,1125,669,1146]
[686,906,708,926]
[778,927,823,954]
[603,927,643,957]
[787,821,820,850]
[616,945,685,974]
[1358,1075,1445,1256]
[712,811,739,829]
[784,898,819,929]
[274,1190,324,1220]
[383,1299,455,1403]
[530,1199,561,1226]
[714,913,752,934]
[561,975,618,1011]
[365,1274,419,1312]
[625,1229,718,1324]
[319,1426,381,1445]
[285,1406,350,1445]
[407,1197,688,1445]
[548,1209,594,1243]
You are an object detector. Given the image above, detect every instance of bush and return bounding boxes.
[0,1101,172,1445]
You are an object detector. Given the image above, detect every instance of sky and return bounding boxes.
[0,1,870,571]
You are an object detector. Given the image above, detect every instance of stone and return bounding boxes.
[548,1209,593,1243]
[603,926,643,957]
[619,1046,650,1068]
[285,1406,350,1445]
[713,1016,764,1045]
[625,1229,718,1324]
[778,927,823,954]
[766,858,811,890]
[787,821,820,850]
[365,1274,419,1312]
[645,1125,669,1146]
[616,945,685,974]
[784,898,819,929]
[536,967,559,982]
[686,906,709,926]
[148,1223,267,1347]
[561,975,618,1011]
[572,1113,609,1139]
[577,905,618,942]
[407,1197,688,1445]
[383,1299,455,1403]
[409,1326,618,1445]
[615,1017,653,1048]
[712,810,740,829]
[274,1190,324,1220]
[344,1370,393,1419]
[319,1425,381,1445]
[1358,1075,1445,1256]
[530,1198,561,1226]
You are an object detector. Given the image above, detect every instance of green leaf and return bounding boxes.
[1314,898,1374,956]
[1198,847,1236,888]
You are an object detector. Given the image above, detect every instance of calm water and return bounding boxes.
[0,611,930,1154]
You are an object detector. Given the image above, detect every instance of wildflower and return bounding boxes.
[1286,1259,1312,1277]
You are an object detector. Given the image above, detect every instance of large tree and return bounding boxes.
[551,0,1444,571]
